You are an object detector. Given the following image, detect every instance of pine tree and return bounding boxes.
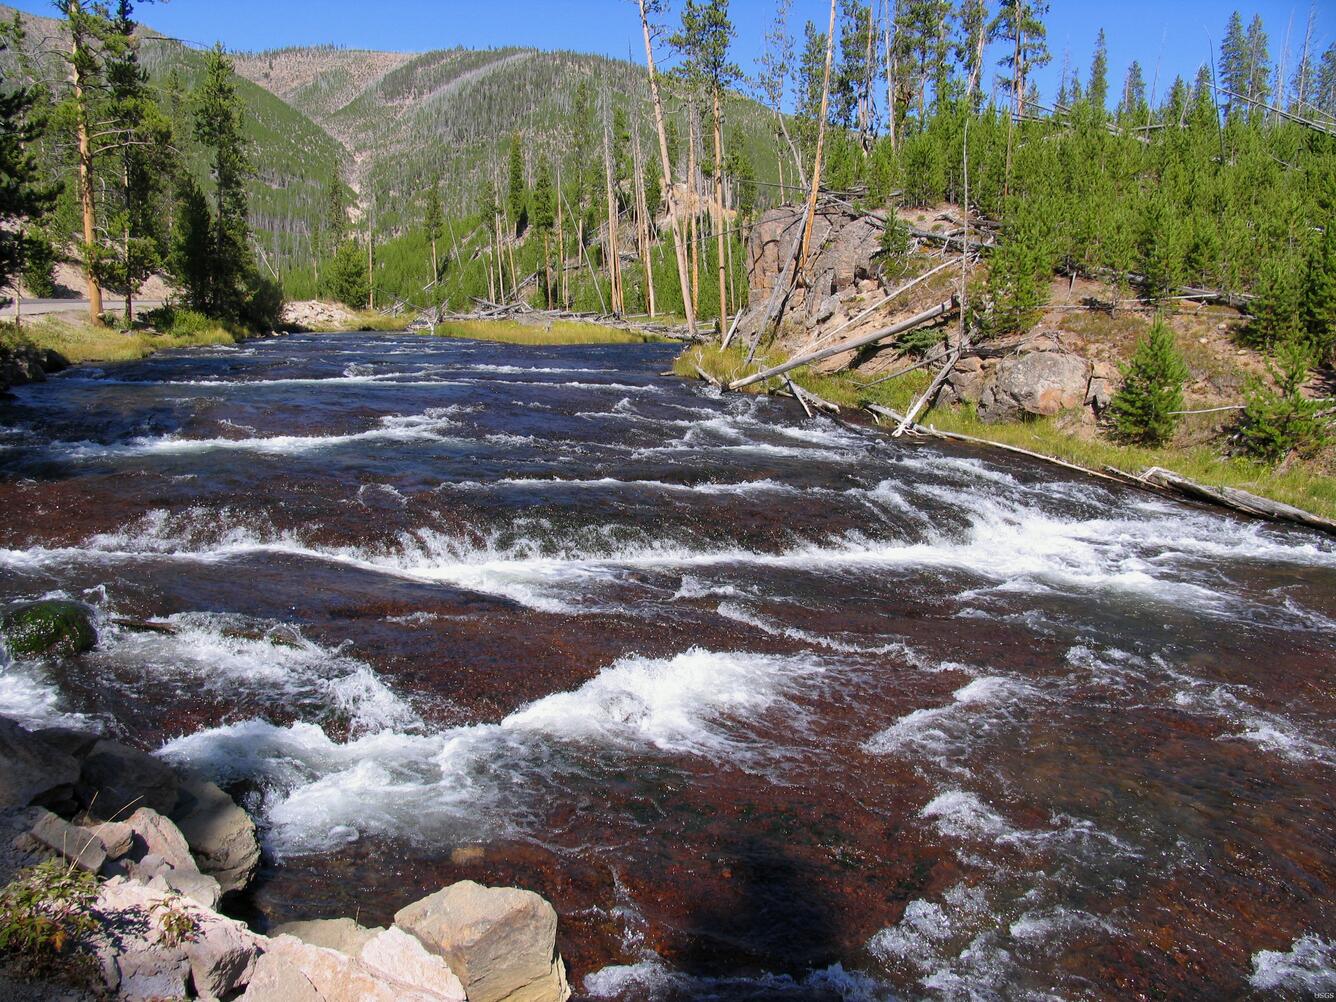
[1088,29,1109,116]
[1317,43,1336,118]
[953,0,990,111]
[322,240,369,308]
[0,28,56,305]
[1237,340,1331,463]
[192,44,270,324]
[99,0,173,323]
[1109,319,1189,446]
[423,179,443,305]
[507,132,527,236]
[1119,61,1147,120]
[169,175,212,310]
[1138,195,1184,304]
[984,204,1052,336]
[1248,255,1305,348]
[1243,14,1271,110]
[794,21,828,166]
[1219,12,1249,117]
[1301,216,1336,361]
[991,0,1050,116]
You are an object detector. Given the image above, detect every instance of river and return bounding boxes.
[0,331,1333,999]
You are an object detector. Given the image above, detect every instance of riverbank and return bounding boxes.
[424,317,669,346]
[677,341,1336,523]
[0,314,246,372]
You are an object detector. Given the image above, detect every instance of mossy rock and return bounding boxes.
[1,600,97,659]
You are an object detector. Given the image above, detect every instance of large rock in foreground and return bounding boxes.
[0,599,96,659]
[396,880,570,1002]
[171,777,261,894]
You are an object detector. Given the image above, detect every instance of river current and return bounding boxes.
[0,331,1333,1000]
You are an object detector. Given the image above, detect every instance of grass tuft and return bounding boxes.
[422,318,670,346]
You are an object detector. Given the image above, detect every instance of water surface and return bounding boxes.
[1,331,1333,1000]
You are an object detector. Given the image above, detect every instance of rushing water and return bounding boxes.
[0,331,1333,1000]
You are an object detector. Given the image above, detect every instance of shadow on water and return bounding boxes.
[666,835,851,1001]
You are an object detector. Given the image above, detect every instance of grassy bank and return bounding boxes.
[423,318,670,346]
[2,314,244,364]
[677,342,1336,522]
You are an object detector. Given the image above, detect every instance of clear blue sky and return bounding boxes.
[13,1,1336,107]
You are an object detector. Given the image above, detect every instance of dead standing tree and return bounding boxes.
[637,0,697,335]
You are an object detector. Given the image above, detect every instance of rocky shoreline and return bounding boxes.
[0,602,572,1002]
[0,344,70,394]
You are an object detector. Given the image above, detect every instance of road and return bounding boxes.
[3,297,166,320]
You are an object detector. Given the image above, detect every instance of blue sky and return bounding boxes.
[13,1,1336,108]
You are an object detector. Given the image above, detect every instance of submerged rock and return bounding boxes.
[0,599,96,659]
[395,880,570,1002]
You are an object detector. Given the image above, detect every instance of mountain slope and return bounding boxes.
[0,4,344,276]
[233,44,786,229]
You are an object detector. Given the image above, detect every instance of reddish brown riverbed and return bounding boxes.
[0,332,1332,999]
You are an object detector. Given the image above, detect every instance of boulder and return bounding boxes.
[395,880,570,1002]
[93,876,261,1002]
[273,917,382,958]
[979,351,1092,423]
[0,599,96,659]
[0,717,81,808]
[171,777,261,894]
[22,807,107,872]
[1085,360,1121,413]
[79,739,179,818]
[941,355,989,406]
[117,807,221,908]
[359,926,466,1001]
[242,935,428,1002]
[88,818,136,858]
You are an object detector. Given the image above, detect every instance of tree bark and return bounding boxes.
[70,19,102,322]
[603,123,622,315]
[711,89,727,335]
[638,0,696,334]
[799,0,838,271]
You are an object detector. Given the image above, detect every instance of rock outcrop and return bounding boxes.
[0,599,97,659]
[0,344,66,392]
[395,880,570,1002]
[0,718,82,809]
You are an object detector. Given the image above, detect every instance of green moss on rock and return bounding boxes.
[0,601,97,659]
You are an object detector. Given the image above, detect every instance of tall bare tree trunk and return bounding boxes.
[687,105,699,308]
[883,0,897,153]
[861,3,875,152]
[70,27,102,322]
[556,162,567,309]
[603,124,622,315]
[637,0,695,333]
[800,0,837,270]
[632,124,656,317]
[711,90,727,335]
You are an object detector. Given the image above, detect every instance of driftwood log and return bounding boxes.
[730,297,957,390]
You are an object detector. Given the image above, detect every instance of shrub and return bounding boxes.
[1109,318,1189,445]
[320,240,370,308]
[1236,340,1332,464]
[0,859,98,966]
[141,305,215,338]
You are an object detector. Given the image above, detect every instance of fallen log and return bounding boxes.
[807,256,966,353]
[112,618,179,635]
[784,379,841,415]
[693,364,725,389]
[730,297,957,391]
[783,376,813,417]
[1134,467,1336,536]
[894,346,959,437]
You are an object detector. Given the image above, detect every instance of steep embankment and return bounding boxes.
[683,202,1336,521]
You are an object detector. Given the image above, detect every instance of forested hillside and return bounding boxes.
[0,3,343,277]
